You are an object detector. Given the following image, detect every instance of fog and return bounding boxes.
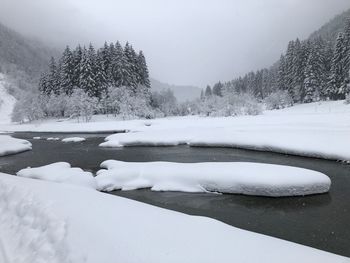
[0,0,349,87]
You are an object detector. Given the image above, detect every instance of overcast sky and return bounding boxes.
[0,0,350,87]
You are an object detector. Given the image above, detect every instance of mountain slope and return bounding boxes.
[151,78,201,102]
[309,9,350,44]
[0,21,58,91]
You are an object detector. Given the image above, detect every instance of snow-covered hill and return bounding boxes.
[0,74,15,124]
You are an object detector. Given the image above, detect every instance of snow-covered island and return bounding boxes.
[96,160,331,196]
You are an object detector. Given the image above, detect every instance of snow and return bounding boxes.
[0,74,16,124]
[99,101,350,161]
[1,100,350,161]
[0,178,78,263]
[17,162,97,190]
[33,136,41,139]
[0,135,32,156]
[47,137,60,141]
[62,137,86,143]
[95,160,331,196]
[0,173,348,263]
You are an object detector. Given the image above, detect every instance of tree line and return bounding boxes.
[38,41,150,98]
[208,17,350,104]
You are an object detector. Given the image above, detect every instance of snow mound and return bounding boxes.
[62,137,86,143]
[33,136,41,140]
[0,74,16,124]
[0,179,79,263]
[0,135,32,156]
[100,130,190,147]
[17,162,97,190]
[95,160,331,196]
[47,137,60,141]
[0,173,347,263]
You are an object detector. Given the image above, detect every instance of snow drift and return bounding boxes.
[95,160,331,196]
[62,137,86,143]
[0,178,81,263]
[17,162,97,190]
[0,135,32,156]
[0,173,347,263]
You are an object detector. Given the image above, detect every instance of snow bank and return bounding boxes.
[0,177,81,263]
[99,101,350,161]
[17,162,97,190]
[0,135,32,156]
[62,137,86,143]
[95,160,331,196]
[47,137,60,141]
[0,174,347,263]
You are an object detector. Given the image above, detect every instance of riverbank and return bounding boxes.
[1,100,350,161]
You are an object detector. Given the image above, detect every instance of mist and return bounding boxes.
[0,0,349,87]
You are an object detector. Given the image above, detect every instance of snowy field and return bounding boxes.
[0,173,348,263]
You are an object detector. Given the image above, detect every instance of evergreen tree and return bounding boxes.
[328,33,346,99]
[79,46,97,97]
[212,82,223,96]
[205,85,212,97]
[72,45,83,88]
[60,46,74,95]
[48,57,60,95]
[137,50,151,88]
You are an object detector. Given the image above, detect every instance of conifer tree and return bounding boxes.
[60,46,74,95]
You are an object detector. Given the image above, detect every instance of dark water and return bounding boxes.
[1,133,350,257]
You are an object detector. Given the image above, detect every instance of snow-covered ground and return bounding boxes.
[0,173,348,263]
[100,101,350,161]
[0,74,16,125]
[1,100,349,161]
[0,135,32,156]
[17,162,97,190]
[96,160,331,196]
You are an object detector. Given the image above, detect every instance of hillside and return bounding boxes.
[0,22,56,81]
[151,78,201,102]
[309,9,350,44]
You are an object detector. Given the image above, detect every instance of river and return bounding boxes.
[0,132,349,257]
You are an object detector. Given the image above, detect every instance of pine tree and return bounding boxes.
[110,41,128,87]
[79,46,97,97]
[205,85,212,97]
[212,81,223,96]
[123,42,138,89]
[277,54,286,91]
[60,46,74,95]
[328,33,346,99]
[72,45,83,88]
[47,57,60,95]
[303,45,321,102]
[137,50,151,88]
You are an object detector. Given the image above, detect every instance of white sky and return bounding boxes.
[0,0,349,87]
